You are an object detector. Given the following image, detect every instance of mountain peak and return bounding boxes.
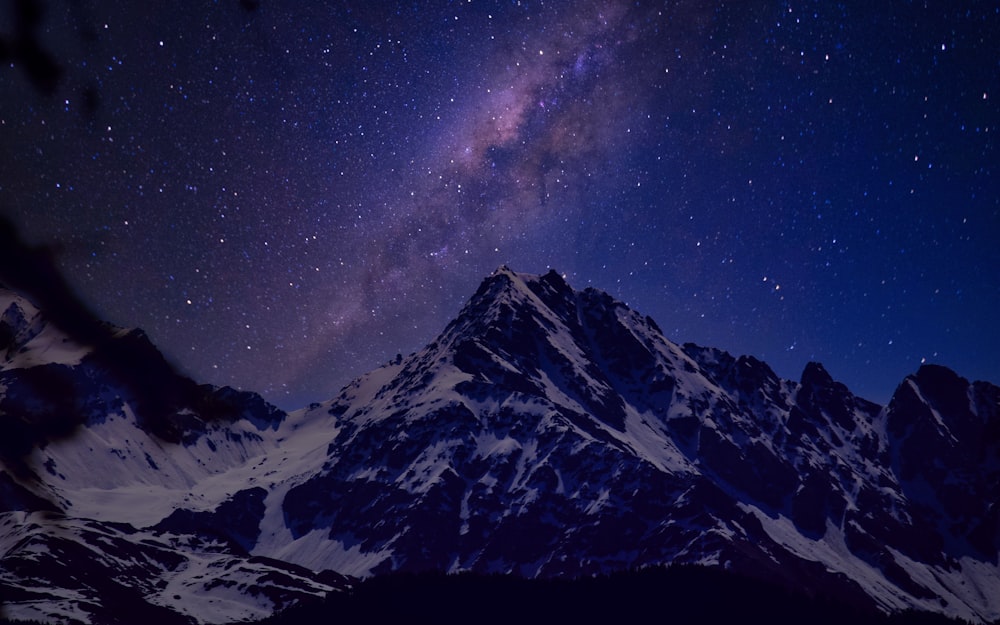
[463,266,568,326]
[911,362,968,389]
[486,265,565,288]
[534,268,572,295]
[800,361,834,387]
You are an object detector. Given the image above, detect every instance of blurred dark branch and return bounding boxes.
[0,0,62,95]
[0,216,197,466]
[1,0,259,97]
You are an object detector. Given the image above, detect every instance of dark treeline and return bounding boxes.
[252,566,982,625]
[0,565,986,624]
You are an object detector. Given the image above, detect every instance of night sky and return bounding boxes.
[2,1,997,410]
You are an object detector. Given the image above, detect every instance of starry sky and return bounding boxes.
[1,1,997,410]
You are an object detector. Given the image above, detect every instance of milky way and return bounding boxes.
[2,1,998,409]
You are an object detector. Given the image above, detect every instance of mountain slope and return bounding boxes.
[280,267,1000,622]
[0,286,349,624]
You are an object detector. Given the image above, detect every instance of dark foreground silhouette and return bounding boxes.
[251,566,982,625]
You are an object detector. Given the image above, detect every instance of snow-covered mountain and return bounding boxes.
[0,287,350,624]
[281,267,1000,622]
[1,268,998,624]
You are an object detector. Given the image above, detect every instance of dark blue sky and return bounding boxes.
[2,1,997,409]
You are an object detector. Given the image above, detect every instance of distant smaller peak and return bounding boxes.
[911,363,967,390]
[539,268,570,290]
[800,361,833,387]
[915,362,959,377]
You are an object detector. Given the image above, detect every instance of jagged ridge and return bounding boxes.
[281,268,1000,622]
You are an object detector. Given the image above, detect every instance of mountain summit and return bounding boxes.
[1,269,998,624]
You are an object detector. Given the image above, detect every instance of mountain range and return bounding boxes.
[1,267,997,624]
